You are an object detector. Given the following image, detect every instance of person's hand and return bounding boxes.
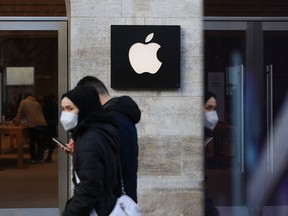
[66,139,75,156]
[58,139,74,156]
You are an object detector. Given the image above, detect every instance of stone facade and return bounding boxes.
[68,0,204,215]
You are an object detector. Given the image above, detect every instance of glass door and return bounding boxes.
[250,22,288,216]
[205,20,288,216]
[0,20,68,211]
[204,21,248,215]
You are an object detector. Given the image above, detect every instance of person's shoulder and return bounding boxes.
[77,130,103,148]
[118,96,139,106]
[81,118,118,140]
[19,98,29,106]
[79,126,118,153]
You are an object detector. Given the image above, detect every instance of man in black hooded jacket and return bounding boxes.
[76,76,141,203]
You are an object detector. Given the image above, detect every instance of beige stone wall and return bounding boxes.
[68,0,204,215]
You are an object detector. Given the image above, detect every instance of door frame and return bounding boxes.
[204,20,249,215]
[204,17,288,215]
[0,17,69,211]
[249,21,288,215]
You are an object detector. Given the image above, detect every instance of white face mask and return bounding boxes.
[204,111,219,130]
[60,111,78,131]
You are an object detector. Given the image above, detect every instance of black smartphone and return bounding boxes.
[52,138,71,153]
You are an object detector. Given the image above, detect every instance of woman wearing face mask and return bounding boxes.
[204,91,220,216]
[61,86,119,216]
[204,91,219,145]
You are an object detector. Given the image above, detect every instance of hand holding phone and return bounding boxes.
[53,138,71,153]
[205,137,213,146]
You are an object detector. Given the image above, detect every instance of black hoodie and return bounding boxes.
[103,95,141,202]
[103,96,141,124]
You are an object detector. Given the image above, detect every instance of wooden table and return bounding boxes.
[0,123,29,168]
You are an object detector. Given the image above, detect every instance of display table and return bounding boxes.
[0,123,29,168]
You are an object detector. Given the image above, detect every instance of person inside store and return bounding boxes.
[9,94,22,119]
[13,92,49,163]
[204,91,219,144]
[60,85,119,216]
[42,94,58,162]
[204,91,220,216]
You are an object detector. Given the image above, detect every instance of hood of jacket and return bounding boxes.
[103,96,141,124]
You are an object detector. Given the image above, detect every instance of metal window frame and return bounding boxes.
[0,19,69,212]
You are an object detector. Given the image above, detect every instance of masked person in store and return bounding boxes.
[61,86,119,216]
[204,91,219,144]
[204,91,220,216]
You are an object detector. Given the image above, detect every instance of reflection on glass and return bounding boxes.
[204,30,246,207]
[0,31,58,208]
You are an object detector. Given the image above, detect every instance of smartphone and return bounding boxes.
[52,138,71,153]
[205,137,213,146]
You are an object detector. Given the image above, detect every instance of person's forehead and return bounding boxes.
[206,97,217,106]
[61,97,75,107]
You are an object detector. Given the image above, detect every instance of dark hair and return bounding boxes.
[43,95,53,104]
[204,91,216,104]
[77,76,109,96]
[62,85,102,124]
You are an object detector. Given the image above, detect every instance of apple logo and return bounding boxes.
[128,33,162,74]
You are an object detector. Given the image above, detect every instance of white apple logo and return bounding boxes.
[128,33,162,74]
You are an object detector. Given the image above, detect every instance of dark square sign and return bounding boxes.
[111,25,180,89]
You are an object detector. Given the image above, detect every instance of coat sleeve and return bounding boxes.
[62,139,105,216]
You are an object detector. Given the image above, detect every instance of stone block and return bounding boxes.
[122,0,202,18]
[70,0,121,17]
[137,97,202,137]
[138,188,203,216]
[138,136,203,179]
